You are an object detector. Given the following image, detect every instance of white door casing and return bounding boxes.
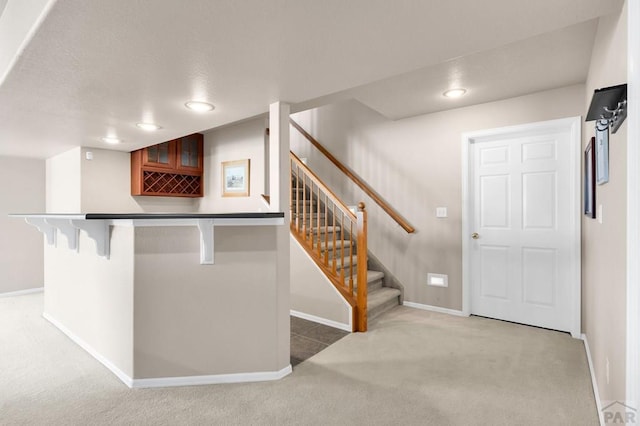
[462,117,581,338]
[627,0,640,410]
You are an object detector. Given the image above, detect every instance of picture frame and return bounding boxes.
[222,159,250,197]
[595,120,610,185]
[584,138,596,218]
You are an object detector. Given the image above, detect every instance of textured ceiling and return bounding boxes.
[350,20,599,119]
[0,0,624,158]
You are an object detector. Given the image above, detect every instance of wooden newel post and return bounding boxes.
[356,202,368,332]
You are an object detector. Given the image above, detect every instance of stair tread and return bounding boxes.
[364,270,384,283]
[315,239,353,251]
[352,270,384,284]
[307,226,341,234]
[367,287,401,309]
[331,256,356,270]
[351,270,384,292]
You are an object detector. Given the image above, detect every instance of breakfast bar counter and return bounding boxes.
[12,212,291,388]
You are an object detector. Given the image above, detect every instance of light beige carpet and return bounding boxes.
[0,293,598,425]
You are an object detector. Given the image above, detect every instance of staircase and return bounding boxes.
[360,270,402,323]
[290,152,401,331]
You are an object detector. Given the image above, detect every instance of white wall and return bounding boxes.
[80,147,197,213]
[0,156,45,293]
[133,225,287,378]
[290,236,351,327]
[46,147,81,213]
[291,84,585,311]
[48,122,269,215]
[44,226,135,377]
[43,222,290,381]
[199,118,267,213]
[582,2,628,403]
[47,146,197,213]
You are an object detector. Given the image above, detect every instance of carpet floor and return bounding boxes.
[0,293,598,425]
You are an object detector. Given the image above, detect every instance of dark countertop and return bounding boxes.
[85,212,285,220]
[10,212,284,220]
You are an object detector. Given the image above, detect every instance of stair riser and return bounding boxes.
[309,233,341,243]
[321,259,357,272]
[353,276,383,294]
[368,295,401,321]
[369,280,383,292]
[353,280,382,296]
[354,279,383,293]
[291,214,344,223]
[314,243,355,253]
[291,215,327,221]
[291,222,330,232]
[291,201,317,208]
[326,251,358,263]
[293,234,346,245]
[294,235,350,247]
[290,205,319,213]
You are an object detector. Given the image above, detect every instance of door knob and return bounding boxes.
[471,233,480,239]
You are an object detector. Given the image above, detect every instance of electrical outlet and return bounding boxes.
[436,207,448,218]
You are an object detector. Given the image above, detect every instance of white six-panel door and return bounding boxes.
[463,118,581,336]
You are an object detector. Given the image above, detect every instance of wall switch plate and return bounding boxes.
[598,204,603,224]
[436,207,447,218]
[85,151,93,160]
[427,273,448,287]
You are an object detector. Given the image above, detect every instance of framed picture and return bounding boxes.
[595,120,609,185]
[222,159,250,197]
[584,138,596,218]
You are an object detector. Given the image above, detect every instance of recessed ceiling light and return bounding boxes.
[136,122,161,131]
[443,88,467,98]
[185,101,215,112]
[101,137,122,144]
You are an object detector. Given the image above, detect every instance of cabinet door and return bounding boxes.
[142,141,176,169]
[176,134,203,172]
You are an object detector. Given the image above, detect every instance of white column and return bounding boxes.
[268,102,290,214]
[268,101,291,370]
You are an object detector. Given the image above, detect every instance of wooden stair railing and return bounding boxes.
[290,151,368,332]
[290,118,415,234]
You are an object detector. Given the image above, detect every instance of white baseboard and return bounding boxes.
[131,365,292,389]
[582,334,604,426]
[0,287,44,298]
[42,312,134,388]
[290,310,352,332]
[403,301,467,317]
[43,312,293,389]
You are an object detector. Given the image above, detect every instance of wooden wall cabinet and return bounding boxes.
[131,133,204,197]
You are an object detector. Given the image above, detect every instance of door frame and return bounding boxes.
[627,0,640,409]
[461,116,582,338]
